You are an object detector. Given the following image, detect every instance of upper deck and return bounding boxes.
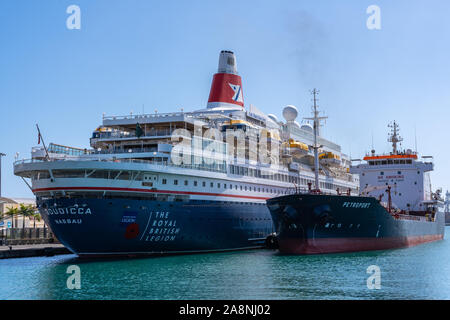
[19,51,358,193]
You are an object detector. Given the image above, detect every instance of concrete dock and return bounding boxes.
[0,244,71,259]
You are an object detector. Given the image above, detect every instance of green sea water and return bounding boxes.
[1,227,450,300]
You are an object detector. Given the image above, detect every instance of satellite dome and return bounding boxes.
[267,114,278,123]
[293,121,301,128]
[282,105,298,122]
[300,123,313,132]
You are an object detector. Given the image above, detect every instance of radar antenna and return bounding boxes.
[304,88,328,191]
[388,121,402,154]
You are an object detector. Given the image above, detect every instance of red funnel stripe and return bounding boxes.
[208,73,244,108]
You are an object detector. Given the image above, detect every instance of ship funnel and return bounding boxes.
[207,50,244,109]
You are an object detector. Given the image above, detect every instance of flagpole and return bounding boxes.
[36,124,50,161]
[0,152,5,197]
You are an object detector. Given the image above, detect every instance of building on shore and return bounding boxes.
[0,197,44,229]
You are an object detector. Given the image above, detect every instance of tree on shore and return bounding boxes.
[5,207,19,228]
[32,212,41,229]
[19,204,35,229]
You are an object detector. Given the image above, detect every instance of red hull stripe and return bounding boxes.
[32,186,271,201]
[278,234,444,254]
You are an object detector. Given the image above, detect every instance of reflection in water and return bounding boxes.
[1,227,450,300]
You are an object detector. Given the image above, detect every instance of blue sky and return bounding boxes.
[1,0,449,198]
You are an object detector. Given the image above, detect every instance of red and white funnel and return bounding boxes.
[207,50,244,109]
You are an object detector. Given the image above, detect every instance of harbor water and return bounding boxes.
[1,226,450,300]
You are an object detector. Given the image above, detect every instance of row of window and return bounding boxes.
[166,179,291,194]
[368,160,413,166]
[164,178,357,194]
[229,165,292,183]
[364,170,420,176]
[32,170,136,181]
[33,169,357,194]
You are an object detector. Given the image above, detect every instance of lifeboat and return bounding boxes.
[319,152,341,166]
[221,119,256,132]
[92,126,113,139]
[282,139,309,158]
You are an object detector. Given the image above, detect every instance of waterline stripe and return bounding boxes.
[77,246,265,257]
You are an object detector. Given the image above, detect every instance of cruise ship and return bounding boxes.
[13,50,358,257]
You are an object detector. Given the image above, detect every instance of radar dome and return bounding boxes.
[267,114,278,123]
[282,105,298,122]
[300,123,313,132]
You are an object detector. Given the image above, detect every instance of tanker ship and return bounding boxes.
[267,119,445,254]
[13,50,358,257]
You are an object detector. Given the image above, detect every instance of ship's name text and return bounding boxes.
[144,211,181,242]
[342,202,371,209]
[47,207,92,215]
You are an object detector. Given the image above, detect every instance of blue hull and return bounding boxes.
[37,197,274,257]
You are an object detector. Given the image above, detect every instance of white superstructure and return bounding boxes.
[15,51,358,204]
[351,121,443,212]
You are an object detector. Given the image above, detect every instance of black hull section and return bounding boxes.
[266,194,445,254]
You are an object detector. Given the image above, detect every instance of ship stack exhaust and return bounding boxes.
[207,50,244,109]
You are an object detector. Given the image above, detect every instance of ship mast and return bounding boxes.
[445,191,450,213]
[388,121,402,154]
[304,89,327,191]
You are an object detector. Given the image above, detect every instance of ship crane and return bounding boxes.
[361,184,395,194]
[361,184,396,213]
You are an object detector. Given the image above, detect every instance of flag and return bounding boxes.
[36,124,42,145]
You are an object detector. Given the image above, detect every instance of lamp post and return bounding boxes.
[0,153,6,198]
[0,200,5,245]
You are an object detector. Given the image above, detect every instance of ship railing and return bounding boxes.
[28,146,165,157]
[14,159,45,165]
[102,110,232,122]
[289,186,313,195]
[91,147,159,155]
[14,158,168,166]
[14,157,228,174]
[102,112,193,121]
[93,129,173,140]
